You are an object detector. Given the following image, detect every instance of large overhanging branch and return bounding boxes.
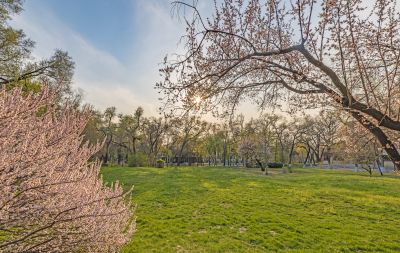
[164,0,400,131]
[295,44,400,131]
[244,79,324,95]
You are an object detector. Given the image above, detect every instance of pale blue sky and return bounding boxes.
[12,0,189,116]
[38,0,135,62]
[12,0,275,119]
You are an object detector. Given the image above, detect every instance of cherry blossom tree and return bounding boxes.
[0,86,135,252]
[239,137,271,174]
[341,120,382,176]
[158,0,400,170]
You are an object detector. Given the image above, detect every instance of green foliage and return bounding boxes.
[0,0,23,21]
[35,105,48,117]
[102,166,400,252]
[156,159,165,168]
[128,152,148,167]
[0,0,75,98]
[19,80,42,93]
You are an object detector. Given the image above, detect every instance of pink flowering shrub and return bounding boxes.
[0,86,135,252]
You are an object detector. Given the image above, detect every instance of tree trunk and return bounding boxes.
[280,143,285,163]
[319,146,325,163]
[288,141,295,173]
[256,158,267,175]
[350,111,400,171]
[132,137,137,154]
[375,160,384,176]
[366,165,373,176]
[223,144,227,166]
[304,146,310,166]
[104,140,112,164]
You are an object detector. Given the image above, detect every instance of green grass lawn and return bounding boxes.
[101,166,400,253]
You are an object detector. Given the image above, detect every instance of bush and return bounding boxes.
[0,86,135,252]
[156,159,165,168]
[267,162,284,168]
[128,152,148,167]
[245,160,257,168]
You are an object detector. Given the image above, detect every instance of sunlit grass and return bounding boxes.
[101,166,400,252]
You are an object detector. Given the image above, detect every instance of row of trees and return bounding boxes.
[86,107,385,173]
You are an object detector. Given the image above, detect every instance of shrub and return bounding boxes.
[267,162,284,168]
[0,86,135,252]
[156,159,165,168]
[128,152,148,167]
[245,161,257,168]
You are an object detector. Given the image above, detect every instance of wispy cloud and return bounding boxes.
[10,1,186,116]
[10,0,267,119]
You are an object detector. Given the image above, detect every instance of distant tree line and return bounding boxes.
[84,107,388,173]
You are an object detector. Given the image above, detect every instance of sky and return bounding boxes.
[11,0,193,116]
[11,0,295,120]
